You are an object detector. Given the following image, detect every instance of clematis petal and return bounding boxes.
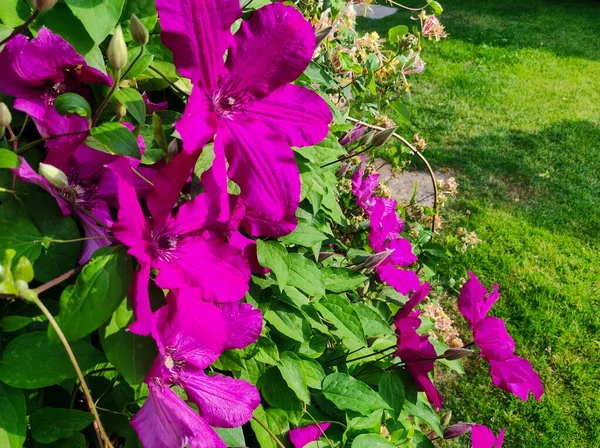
[473,316,516,362]
[156,0,241,92]
[389,238,418,267]
[228,231,269,275]
[128,261,153,336]
[245,84,332,147]
[226,3,316,97]
[142,92,168,114]
[220,302,263,350]
[76,202,113,264]
[458,271,500,328]
[376,262,421,296]
[396,282,431,319]
[289,422,331,448]
[489,357,544,402]
[183,371,260,428]
[169,193,230,236]
[176,87,218,154]
[153,236,250,303]
[0,35,36,98]
[131,383,226,448]
[222,119,300,237]
[471,425,505,448]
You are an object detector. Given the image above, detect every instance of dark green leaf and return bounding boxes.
[50,246,132,342]
[280,222,328,248]
[65,0,125,45]
[101,299,157,385]
[321,267,367,293]
[54,93,92,119]
[315,295,365,345]
[0,148,19,169]
[34,432,86,448]
[0,332,105,389]
[399,371,443,437]
[351,434,395,448]
[256,240,289,291]
[85,122,141,158]
[412,430,435,448]
[300,357,325,390]
[278,352,310,403]
[30,408,93,443]
[287,253,325,298]
[0,212,42,265]
[214,427,245,448]
[322,373,391,415]
[298,335,327,359]
[0,382,26,448]
[353,304,394,337]
[264,301,311,343]
[378,373,405,420]
[114,89,146,124]
[253,336,280,366]
[389,100,411,124]
[261,368,303,413]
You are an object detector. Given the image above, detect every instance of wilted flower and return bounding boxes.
[422,15,448,40]
[413,133,428,152]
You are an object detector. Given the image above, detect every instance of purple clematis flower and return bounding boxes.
[394,282,443,409]
[458,272,544,402]
[471,425,505,448]
[0,27,111,121]
[289,422,331,448]
[12,123,147,263]
[142,92,168,115]
[112,150,251,335]
[339,124,366,147]
[132,291,262,448]
[156,0,333,237]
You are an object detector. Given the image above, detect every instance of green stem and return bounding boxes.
[252,416,286,448]
[120,46,144,82]
[0,10,40,47]
[32,266,81,295]
[149,65,188,98]
[93,69,121,127]
[42,236,114,244]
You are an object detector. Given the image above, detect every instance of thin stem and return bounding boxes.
[346,117,439,236]
[15,115,29,143]
[324,346,366,366]
[252,416,286,448]
[381,0,428,12]
[93,70,121,127]
[32,266,81,295]
[343,345,396,365]
[120,46,144,82]
[41,235,114,244]
[149,65,188,98]
[15,131,90,155]
[30,295,114,447]
[321,143,375,168]
[0,10,40,47]
[131,166,154,187]
[305,410,334,448]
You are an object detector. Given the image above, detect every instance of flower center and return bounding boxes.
[41,82,68,106]
[212,80,252,119]
[58,170,98,211]
[151,229,180,262]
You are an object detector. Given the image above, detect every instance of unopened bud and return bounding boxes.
[357,130,376,148]
[442,347,474,361]
[32,0,57,12]
[371,126,397,148]
[442,424,472,439]
[315,26,332,46]
[318,252,335,263]
[0,102,12,135]
[352,249,394,271]
[130,14,149,46]
[108,25,128,71]
[339,124,367,147]
[166,139,179,162]
[14,257,34,283]
[116,103,127,120]
[15,279,29,297]
[39,163,69,189]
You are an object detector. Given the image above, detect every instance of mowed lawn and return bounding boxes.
[358,1,600,446]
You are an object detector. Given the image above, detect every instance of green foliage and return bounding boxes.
[322,373,391,415]
[114,88,146,124]
[85,122,141,158]
[54,94,92,119]
[29,408,93,444]
[0,383,26,448]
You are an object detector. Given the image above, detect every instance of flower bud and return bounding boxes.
[442,347,474,361]
[352,249,394,271]
[130,14,149,46]
[318,252,335,263]
[14,256,34,283]
[116,103,127,120]
[357,130,376,148]
[315,26,332,46]
[0,102,12,135]
[15,279,29,297]
[166,138,179,162]
[39,163,69,189]
[108,25,128,71]
[339,124,367,147]
[442,424,473,439]
[32,0,57,12]
[371,126,397,148]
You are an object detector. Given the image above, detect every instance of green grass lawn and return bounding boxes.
[358,1,600,446]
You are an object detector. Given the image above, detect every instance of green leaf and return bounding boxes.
[315,295,365,345]
[427,0,443,15]
[287,253,325,298]
[100,299,157,385]
[0,0,29,27]
[214,427,245,448]
[256,240,289,292]
[278,352,310,403]
[321,267,367,293]
[279,222,328,248]
[0,332,105,389]
[253,336,280,366]
[34,432,86,448]
[322,373,391,415]
[378,373,405,420]
[298,335,327,359]
[351,434,395,448]
[345,410,382,442]
[251,405,288,448]
[353,304,394,337]
[30,408,93,444]
[121,0,157,39]
[399,371,443,437]
[0,383,26,448]
[412,430,435,448]
[65,0,125,45]
[0,148,19,169]
[50,246,132,342]
[85,122,141,158]
[264,301,311,343]
[0,213,42,266]
[114,88,146,124]
[388,25,409,43]
[122,47,154,79]
[300,357,326,390]
[389,100,411,124]
[293,133,346,165]
[261,368,303,413]
[54,93,92,119]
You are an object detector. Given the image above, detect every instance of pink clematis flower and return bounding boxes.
[0,27,111,121]
[471,425,505,448]
[156,0,333,237]
[458,272,544,402]
[132,292,262,448]
[289,422,331,448]
[112,150,251,335]
[142,92,168,115]
[394,283,443,409]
